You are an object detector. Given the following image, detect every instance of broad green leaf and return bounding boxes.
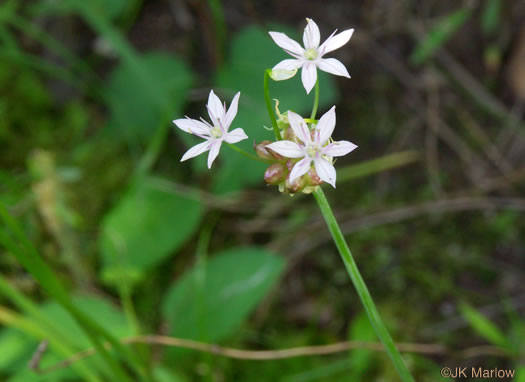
[100,176,203,273]
[460,303,512,350]
[213,25,338,193]
[162,247,285,343]
[105,52,193,142]
[410,8,472,65]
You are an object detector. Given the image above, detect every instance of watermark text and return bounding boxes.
[441,367,515,379]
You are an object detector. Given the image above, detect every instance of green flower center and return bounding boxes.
[210,126,223,138]
[304,48,318,61]
[306,144,321,158]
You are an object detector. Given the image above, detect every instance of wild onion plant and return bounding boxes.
[0,17,417,382]
[174,18,415,382]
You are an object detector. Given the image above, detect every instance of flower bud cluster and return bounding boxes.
[255,140,323,195]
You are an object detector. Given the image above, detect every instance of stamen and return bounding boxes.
[304,48,318,60]
[306,144,321,158]
[210,126,223,139]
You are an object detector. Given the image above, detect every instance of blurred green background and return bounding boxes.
[1,0,525,381]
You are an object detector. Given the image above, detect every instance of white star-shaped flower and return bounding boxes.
[173,90,248,168]
[269,18,354,94]
[266,106,357,188]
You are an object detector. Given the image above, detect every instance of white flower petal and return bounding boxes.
[274,58,303,70]
[266,140,304,158]
[207,90,225,125]
[270,67,298,81]
[225,92,240,129]
[224,128,248,144]
[271,59,302,81]
[289,157,312,183]
[317,58,350,78]
[314,157,337,188]
[303,18,320,49]
[316,106,336,145]
[301,62,318,94]
[207,140,222,168]
[287,111,311,143]
[173,118,209,137]
[319,28,354,55]
[323,140,358,157]
[181,140,211,162]
[268,32,304,58]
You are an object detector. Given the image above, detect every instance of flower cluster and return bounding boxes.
[263,107,356,191]
[174,18,356,193]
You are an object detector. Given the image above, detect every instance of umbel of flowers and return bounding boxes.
[174,18,357,194]
[255,105,356,194]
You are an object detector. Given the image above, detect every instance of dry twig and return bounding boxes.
[30,334,507,375]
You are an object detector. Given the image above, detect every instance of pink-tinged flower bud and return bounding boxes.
[255,141,285,161]
[283,127,296,141]
[285,159,297,172]
[307,167,322,186]
[254,140,274,160]
[286,174,307,194]
[264,163,287,185]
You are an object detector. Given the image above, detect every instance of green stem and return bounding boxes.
[313,188,415,382]
[227,144,270,163]
[264,69,281,140]
[310,80,320,120]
